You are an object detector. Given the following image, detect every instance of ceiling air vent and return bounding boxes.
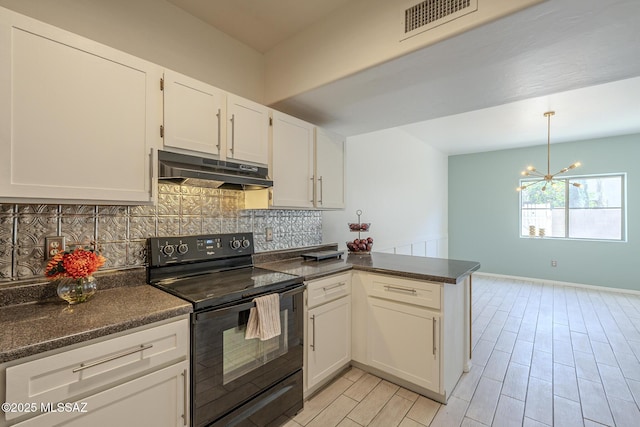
[401,0,478,41]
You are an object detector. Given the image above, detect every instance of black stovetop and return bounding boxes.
[152,266,303,311]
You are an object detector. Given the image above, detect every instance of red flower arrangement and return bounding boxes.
[45,247,106,280]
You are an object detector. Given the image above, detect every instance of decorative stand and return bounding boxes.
[347,210,373,253]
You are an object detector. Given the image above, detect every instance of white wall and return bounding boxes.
[0,0,264,102]
[323,128,448,257]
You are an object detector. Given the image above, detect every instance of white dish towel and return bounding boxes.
[245,293,281,341]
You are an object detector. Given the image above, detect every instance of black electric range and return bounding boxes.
[146,233,305,427]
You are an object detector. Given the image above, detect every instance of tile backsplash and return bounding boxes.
[0,183,322,281]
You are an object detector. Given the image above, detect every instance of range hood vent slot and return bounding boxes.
[157,150,272,190]
[403,0,477,39]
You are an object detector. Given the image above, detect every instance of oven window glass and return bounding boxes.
[223,310,288,385]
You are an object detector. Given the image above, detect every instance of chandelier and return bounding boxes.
[516,111,581,192]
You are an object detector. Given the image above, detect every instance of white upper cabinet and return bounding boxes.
[271,111,315,208]
[162,70,224,157]
[0,7,160,204]
[315,128,345,209]
[226,93,269,165]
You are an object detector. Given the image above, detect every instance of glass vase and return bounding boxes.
[56,276,97,304]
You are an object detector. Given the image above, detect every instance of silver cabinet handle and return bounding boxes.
[229,113,235,155]
[318,176,323,204]
[72,344,153,373]
[323,282,346,292]
[433,318,437,356]
[310,176,315,203]
[182,369,188,426]
[216,108,221,155]
[384,285,417,295]
[310,314,316,352]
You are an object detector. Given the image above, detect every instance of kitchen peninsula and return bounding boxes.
[258,250,480,404]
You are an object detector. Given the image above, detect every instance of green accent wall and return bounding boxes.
[449,133,639,291]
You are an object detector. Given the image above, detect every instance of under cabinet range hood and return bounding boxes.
[157,150,272,190]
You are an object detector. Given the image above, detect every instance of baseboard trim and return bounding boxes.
[474,272,640,296]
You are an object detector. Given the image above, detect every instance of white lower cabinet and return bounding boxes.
[367,297,440,392]
[2,317,189,427]
[304,273,351,395]
[13,361,188,427]
[356,272,467,403]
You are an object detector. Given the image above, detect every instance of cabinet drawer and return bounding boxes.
[368,275,441,309]
[5,318,188,419]
[307,273,351,309]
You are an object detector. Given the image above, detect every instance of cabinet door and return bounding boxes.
[307,296,351,390]
[271,111,314,208]
[226,93,269,165]
[315,128,345,209]
[0,8,159,204]
[14,361,188,427]
[367,297,440,392]
[163,70,224,156]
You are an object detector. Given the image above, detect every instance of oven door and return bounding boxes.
[192,284,304,427]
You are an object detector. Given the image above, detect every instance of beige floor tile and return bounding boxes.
[465,376,502,425]
[307,395,358,427]
[578,377,615,426]
[452,366,483,402]
[398,418,426,427]
[553,363,579,401]
[429,396,469,427]
[347,380,399,426]
[343,372,382,402]
[501,362,529,401]
[609,396,640,427]
[342,366,366,383]
[395,387,419,402]
[524,377,553,426]
[336,418,364,427]
[492,395,525,427]
[368,394,414,427]
[483,350,511,381]
[406,395,440,425]
[553,395,583,427]
[295,377,353,425]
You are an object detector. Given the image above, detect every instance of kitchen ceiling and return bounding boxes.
[168,0,640,155]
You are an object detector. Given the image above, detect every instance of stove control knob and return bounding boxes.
[162,245,175,256]
[241,239,251,249]
[230,239,241,250]
[177,243,189,255]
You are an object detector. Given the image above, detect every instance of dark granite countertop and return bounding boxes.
[259,252,480,284]
[0,272,191,364]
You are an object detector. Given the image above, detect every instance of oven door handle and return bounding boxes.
[195,284,305,321]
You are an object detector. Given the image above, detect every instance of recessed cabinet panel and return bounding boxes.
[226,94,269,165]
[13,362,188,427]
[306,296,351,390]
[315,128,345,209]
[368,297,440,392]
[0,8,158,203]
[272,111,314,208]
[163,70,224,156]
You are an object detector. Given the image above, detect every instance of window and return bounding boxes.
[520,174,625,241]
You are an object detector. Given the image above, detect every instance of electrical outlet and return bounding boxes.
[45,236,66,260]
[551,260,557,267]
[265,227,273,242]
